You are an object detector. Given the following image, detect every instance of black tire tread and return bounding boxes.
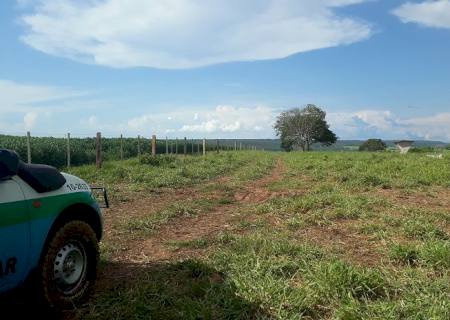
[40,220,99,309]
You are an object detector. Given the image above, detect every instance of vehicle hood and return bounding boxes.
[60,173,91,193]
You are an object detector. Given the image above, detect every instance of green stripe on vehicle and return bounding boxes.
[0,192,96,228]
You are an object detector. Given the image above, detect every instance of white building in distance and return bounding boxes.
[395,140,414,154]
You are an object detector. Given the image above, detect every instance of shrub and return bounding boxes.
[409,146,436,153]
[140,154,177,166]
[359,139,386,152]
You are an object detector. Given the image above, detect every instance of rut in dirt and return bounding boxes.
[97,157,286,281]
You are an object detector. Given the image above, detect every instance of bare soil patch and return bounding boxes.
[298,219,385,267]
[376,187,450,211]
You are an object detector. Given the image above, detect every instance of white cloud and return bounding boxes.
[328,110,450,141]
[179,105,273,133]
[87,115,98,127]
[0,79,89,133]
[0,79,83,113]
[181,120,221,133]
[19,0,372,69]
[127,115,153,131]
[392,1,450,29]
[23,112,38,130]
[397,112,450,140]
[80,114,127,134]
[0,79,105,135]
[353,110,394,131]
[125,105,275,137]
[69,106,450,141]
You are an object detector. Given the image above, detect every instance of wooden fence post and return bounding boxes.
[191,139,194,154]
[120,134,124,161]
[26,131,31,164]
[176,138,178,154]
[67,133,71,168]
[152,135,157,157]
[96,132,102,169]
[239,142,242,151]
[216,139,219,153]
[137,135,141,158]
[184,137,187,155]
[166,137,169,154]
[203,138,206,156]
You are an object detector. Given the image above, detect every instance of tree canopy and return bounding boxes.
[359,139,387,152]
[274,105,337,152]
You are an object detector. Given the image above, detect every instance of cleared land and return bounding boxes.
[5,151,450,319]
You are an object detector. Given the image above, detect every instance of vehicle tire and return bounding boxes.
[39,220,99,309]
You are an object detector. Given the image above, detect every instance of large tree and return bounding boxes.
[359,139,386,152]
[274,105,337,151]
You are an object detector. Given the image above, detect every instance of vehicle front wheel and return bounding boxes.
[39,220,99,309]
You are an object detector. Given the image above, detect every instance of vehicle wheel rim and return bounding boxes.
[53,241,87,294]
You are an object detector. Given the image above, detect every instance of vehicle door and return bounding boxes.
[0,177,30,291]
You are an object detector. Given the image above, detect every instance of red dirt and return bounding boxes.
[113,158,286,263]
[376,187,450,211]
[298,220,385,266]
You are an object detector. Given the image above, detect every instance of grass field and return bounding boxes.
[63,150,450,319]
[8,150,449,319]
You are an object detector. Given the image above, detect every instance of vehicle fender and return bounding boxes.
[17,173,102,271]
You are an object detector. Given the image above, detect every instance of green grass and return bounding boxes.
[390,240,450,270]
[121,198,226,236]
[71,151,449,319]
[281,151,450,189]
[84,233,450,319]
[69,151,271,191]
[255,188,390,228]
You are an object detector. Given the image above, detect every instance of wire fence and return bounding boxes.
[0,132,259,169]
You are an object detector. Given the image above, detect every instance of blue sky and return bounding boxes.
[1,0,450,141]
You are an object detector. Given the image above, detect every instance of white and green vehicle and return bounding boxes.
[0,149,106,308]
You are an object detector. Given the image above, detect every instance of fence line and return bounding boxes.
[137,135,141,158]
[67,133,71,168]
[1,131,261,169]
[26,131,31,164]
[152,135,157,157]
[96,132,102,169]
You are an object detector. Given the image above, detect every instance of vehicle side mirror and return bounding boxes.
[0,149,20,180]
